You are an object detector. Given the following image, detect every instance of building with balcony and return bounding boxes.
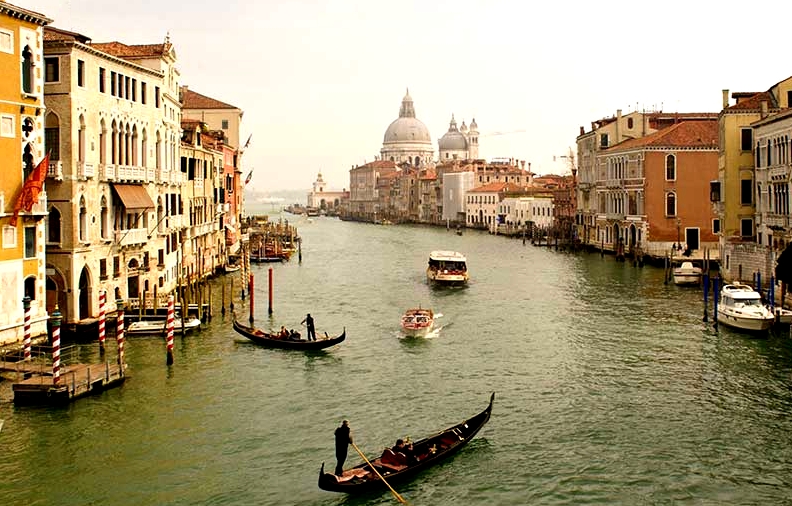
[593,119,719,258]
[43,27,181,325]
[576,109,718,249]
[178,120,225,283]
[0,2,52,346]
[754,108,792,255]
[466,181,524,232]
[347,160,398,221]
[716,81,792,282]
[181,88,245,254]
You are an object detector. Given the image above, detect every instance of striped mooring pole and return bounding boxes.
[22,296,31,361]
[116,299,125,370]
[166,295,174,365]
[98,290,106,354]
[51,307,62,386]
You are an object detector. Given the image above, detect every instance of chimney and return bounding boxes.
[580,126,585,135]
[722,89,729,109]
[761,100,768,119]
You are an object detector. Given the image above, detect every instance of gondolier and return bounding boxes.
[334,420,353,476]
[302,313,316,341]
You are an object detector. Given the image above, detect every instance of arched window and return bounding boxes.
[665,154,676,180]
[21,45,33,93]
[79,196,87,242]
[22,142,34,180]
[47,207,61,244]
[78,114,86,162]
[666,192,677,216]
[100,196,109,239]
[24,276,36,300]
[45,112,61,161]
[111,120,118,164]
[155,130,162,169]
[141,128,147,168]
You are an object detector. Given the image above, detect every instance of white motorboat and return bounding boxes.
[716,283,775,332]
[773,307,792,325]
[426,250,468,285]
[673,261,702,286]
[126,317,201,336]
[400,308,434,337]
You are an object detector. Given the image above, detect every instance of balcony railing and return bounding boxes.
[765,214,791,228]
[114,227,148,247]
[168,215,185,230]
[77,161,95,179]
[768,166,790,180]
[100,164,115,180]
[47,160,63,180]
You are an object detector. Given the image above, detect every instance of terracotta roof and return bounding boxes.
[606,120,718,151]
[419,170,436,180]
[354,160,398,170]
[182,88,238,110]
[725,91,777,111]
[44,26,90,43]
[469,182,524,193]
[91,41,168,58]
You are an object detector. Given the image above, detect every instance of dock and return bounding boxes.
[1,346,126,406]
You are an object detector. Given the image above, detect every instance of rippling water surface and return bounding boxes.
[2,216,792,505]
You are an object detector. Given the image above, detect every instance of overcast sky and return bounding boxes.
[22,0,792,192]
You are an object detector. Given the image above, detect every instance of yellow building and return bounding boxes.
[717,78,792,282]
[0,2,52,345]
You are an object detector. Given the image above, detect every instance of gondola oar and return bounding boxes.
[351,442,408,504]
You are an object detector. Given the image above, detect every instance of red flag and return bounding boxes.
[11,152,49,227]
[244,170,253,186]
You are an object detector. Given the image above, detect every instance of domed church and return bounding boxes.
[438,115,479,161]
[381,89,434,167]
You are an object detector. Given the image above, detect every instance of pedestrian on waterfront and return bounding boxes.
[301,313,316,341]
[334,419,353,476]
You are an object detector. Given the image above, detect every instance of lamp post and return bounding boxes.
[676,217,682,250]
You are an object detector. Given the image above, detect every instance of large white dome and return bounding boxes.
[384,117,432,143]
[382,90,432,144]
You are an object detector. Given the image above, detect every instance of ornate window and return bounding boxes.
[666,192,676,216]
[21,45,33,93]
[47,207,61,244]
[665,154,676,180]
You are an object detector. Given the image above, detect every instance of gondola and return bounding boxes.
[232,320,345,350]
[318,392,494,494]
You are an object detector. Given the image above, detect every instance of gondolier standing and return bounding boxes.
[302,313,316,341]
[334,420,353,476]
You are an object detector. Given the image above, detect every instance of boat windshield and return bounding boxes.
[428,259,467,271]
[740,298,763,307]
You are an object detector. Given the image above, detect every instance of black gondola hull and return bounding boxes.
[232,320,345,350]
[318,393,494,494]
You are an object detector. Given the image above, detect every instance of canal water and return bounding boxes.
[2,215,792,505]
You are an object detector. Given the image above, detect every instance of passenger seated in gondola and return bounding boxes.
[279,326,288,338]
[289,329,299,339]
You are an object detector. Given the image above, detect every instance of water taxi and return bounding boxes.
[426,250,468,285]
[400,308,434,337]
[717,283,775,332]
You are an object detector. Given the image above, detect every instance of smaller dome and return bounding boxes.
[460,120,468,134]
[439,114,468,151]
[469,118,478,131]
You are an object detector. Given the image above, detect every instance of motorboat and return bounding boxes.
[716,283,775,332]
[426,250,468,285]
[400,308,434,337]
[126,317,201,336]
[774,307,792,325]
[673,261,702,286]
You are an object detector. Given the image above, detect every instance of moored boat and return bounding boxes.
[232,320,345,350]
[716,283,775,332]
[400,308,434,337]
[318,393,494,494]
[673,261,702,286]
[126,317,201,336]
[426,250,468,285]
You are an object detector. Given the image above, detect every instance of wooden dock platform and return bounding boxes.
[5,360,126,406]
